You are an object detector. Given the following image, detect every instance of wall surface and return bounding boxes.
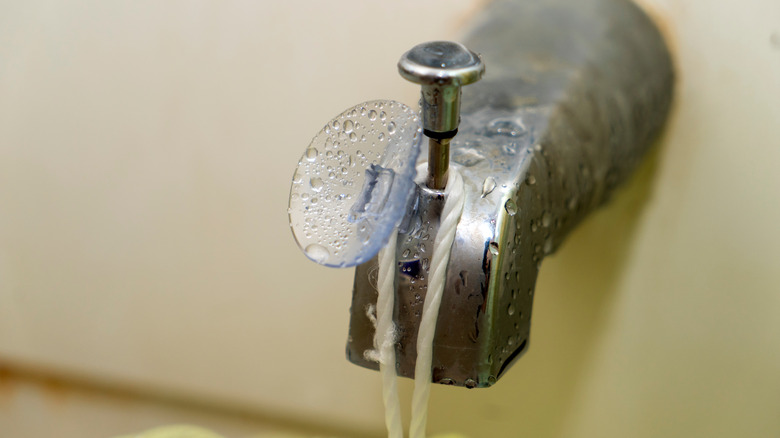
[1,0,779,437]
[0,0,480,434]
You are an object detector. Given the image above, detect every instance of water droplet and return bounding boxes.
[531,222,538,232]
[304,244,329,263]
[332,120,340,131]
[402,248,411,258]
[544,237,553,254]
[526,174,536,185]
[349,132,357,142]
[380,111,387,121]
[452,148,485,167]
[567,196,578,211]
[505,199,517,216]
[368,110,377,121]
[481,177,497,198]
[387,122,396,134]
[507,303,515,316]
[464,378,477,389]
[542,211,551,227]
[487,118,526,137]
[305,147,318,161]
[310,177,324,192]
[439,378,455,385]
[489,242,499,256]
[343,119,354,133]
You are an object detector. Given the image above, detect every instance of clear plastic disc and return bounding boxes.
[288,100,422,268]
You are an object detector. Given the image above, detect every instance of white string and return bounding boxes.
[410,169,466,438]
[374,231,404,438]
[370,168,466,438]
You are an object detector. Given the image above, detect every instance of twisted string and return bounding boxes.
[375,231,403,438]
[371,168,466,438]
[409,169,465,438]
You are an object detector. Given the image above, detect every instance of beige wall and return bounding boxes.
[1,0,779,437]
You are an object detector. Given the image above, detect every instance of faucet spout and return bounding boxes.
[347,0,674,388]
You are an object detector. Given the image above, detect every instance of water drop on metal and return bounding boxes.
[505,199,517,216]
[481,176,497,198]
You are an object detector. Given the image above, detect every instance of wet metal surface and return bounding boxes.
[348,0,674,387]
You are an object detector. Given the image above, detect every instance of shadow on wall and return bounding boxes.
[416,141,664,437]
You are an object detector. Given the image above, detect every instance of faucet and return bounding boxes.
[344,0,674,388]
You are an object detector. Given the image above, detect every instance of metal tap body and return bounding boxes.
[347,0,674,388]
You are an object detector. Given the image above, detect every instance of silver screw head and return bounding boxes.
[398,41,484,88]
[398,41,485,135]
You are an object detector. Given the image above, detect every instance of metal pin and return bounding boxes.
[398,41,485,190]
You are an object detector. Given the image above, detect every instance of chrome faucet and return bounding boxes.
[344,0,674,387]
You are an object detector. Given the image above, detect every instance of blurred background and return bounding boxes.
[1,0,779,437]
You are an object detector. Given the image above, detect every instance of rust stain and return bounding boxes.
[0,365,73,406]
[41,374,70,405]
[0,364,376,438]
[0,365,17,403]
